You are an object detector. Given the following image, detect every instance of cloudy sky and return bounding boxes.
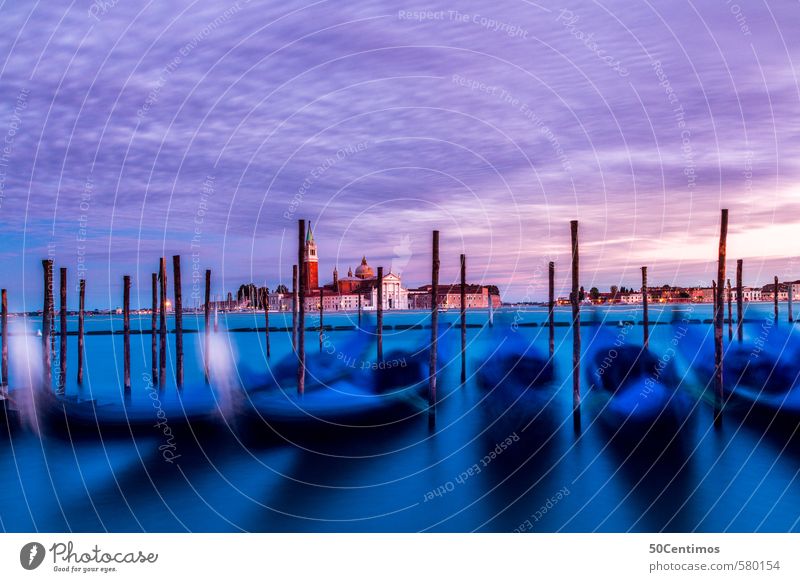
[0,0,798,308]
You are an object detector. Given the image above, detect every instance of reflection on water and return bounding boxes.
[0,305,798,532]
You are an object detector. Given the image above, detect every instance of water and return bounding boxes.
[0,304,798,532]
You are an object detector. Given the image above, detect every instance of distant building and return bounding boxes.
[407,284,499,310]
[267,292,292,312]
[304,223,319,291]
[786,280,800,300]
[761,282,788,302]
[300,234,408,311]
[694,287,715,303]
[295,224,499,311]
[731,286,762,302]
[620,292,642,304]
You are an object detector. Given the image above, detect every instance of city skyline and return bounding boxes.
[7,250,800,313]
[1,2,799,309]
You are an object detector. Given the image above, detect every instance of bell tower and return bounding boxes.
[304,222,319,291]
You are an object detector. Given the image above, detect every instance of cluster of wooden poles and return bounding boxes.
[573,209,780,429]
[568,210,761,428]
[35,257,221,393]
[433,211,777,430]
[5,210,785,431]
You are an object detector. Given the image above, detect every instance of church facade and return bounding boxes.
[297,222,496,312]
[301,223,408,311]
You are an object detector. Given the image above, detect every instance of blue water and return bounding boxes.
[1,304,798,532]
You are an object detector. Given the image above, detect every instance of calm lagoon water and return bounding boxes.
[1,304,798,532]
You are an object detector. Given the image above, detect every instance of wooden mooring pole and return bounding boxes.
[714,209,728,427]
[429,230,440,424]
[774,275,779,321]
[59,267,67,393]
[548,261,555,358]
[42,259,53,389]
[204,269,210,380]
[297,220,306,395]
[727,278,733,340]
[641,266,649,349]
[151,273,158,383]
[736,259,743,343]
[377,266,384,362]
[292,264,298,351]
[570,221,581,428]
[159,258,167,387]
[78,279,85,385]
[173,255,183,387]
[123,275,131,393]
[789,281,794,323]
[1,289,7,387]
[460,254,466,383]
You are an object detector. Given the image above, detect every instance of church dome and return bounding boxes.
[355,256,374,279]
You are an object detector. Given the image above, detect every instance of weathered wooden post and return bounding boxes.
[789,282,794,323]
[172,255,183,387]
[42,259,53,389]
[727,278,733,340]
[429,230,440,423]
[641,266,649,349]
[712,280,717,342]
[736,259,743,343]
[548,261,555,358]
[1,288,7,387]
[59,267,67,393]
[358,289,362,326]
[319,286,324,352]
[204,269,210,380]
[77,279,85,384]
[460,254,466,383]
[714,209,728,427]
[297,220,306,395]
[292,264,298,350]
[377,266,384,361]
[123,275,131,393]
[774,275,779,321]
[570,221,581,427]
[159,258,167,387]
[264,286,271,359]
[151,273,158,383]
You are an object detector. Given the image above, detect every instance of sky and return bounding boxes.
[0,0,799,309]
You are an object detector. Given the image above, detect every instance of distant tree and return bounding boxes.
[589,287,600,300]
[237,283,257,305]
[257,286,269,309]
[275,284,289,294]
[610,285,619,296]
[579,286,586,301]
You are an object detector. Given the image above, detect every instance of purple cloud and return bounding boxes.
[0,0,798,308]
